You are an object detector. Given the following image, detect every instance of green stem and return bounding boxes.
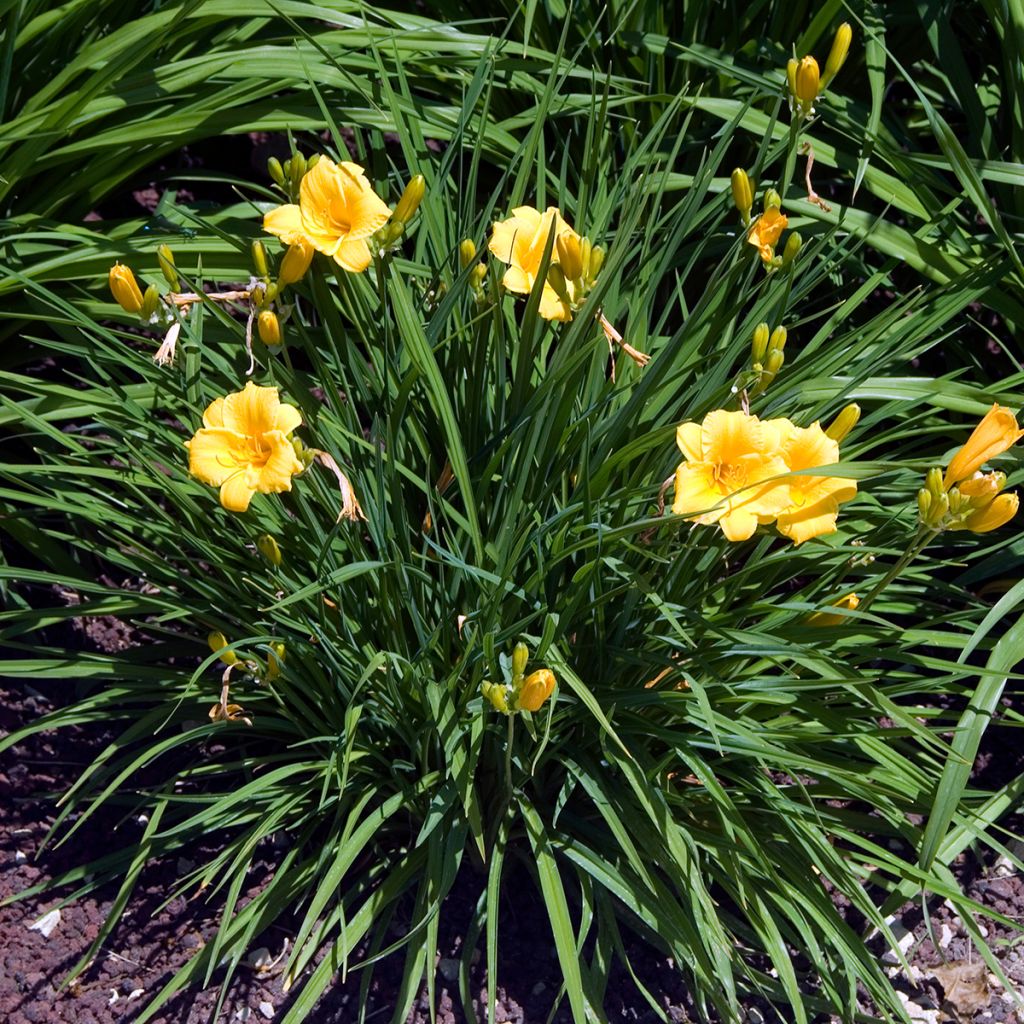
[505,714,515,798]
[859,527,939,613]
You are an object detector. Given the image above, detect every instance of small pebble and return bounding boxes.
[127,988,144,1001]
[259,1001,274,1019]
[438,958,459,982]
[27,909,61,938]
[14,850,26,863]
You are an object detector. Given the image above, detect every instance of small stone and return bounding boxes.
[245,947,273,971]
[14,851,26,863]
[531,982,546,996]
[939,923,953,948]
[746,1009,765,1024]
[177,857,196,874]
[438,958,459,982]
[127,988,145,1001]
[259,1001,274,1019]
[234,1009,252,1021]
[108,991,119,1005]
[27,909,61,938]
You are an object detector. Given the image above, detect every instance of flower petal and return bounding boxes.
[501,265,532,295]
[944,404,1024,487]
[700,409,768,465]
[538,283,572,322]
[952,491,1019,533]
[675,422,703,462]
[273,401,302,436]
[202,397,226,429]
[263,204,306,246]
[254,431,304,494]
[718,506,760,542]
[333,238,373,273]
[672,463,724,521]
[219,470,258,513]
[221,381,283,436]
[187,428,251,486]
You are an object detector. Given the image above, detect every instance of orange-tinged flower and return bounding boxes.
[109,263,144,314]
[950,491,1019,533]
[773,420,858,545]
[263,157,391,274]
[807,592,860,627]
[746,207,788,263]
[185,381,304,513]
[518,669,556,712]
[672,410,792,541]
[943,404,1024,488]
[489,205,580,321]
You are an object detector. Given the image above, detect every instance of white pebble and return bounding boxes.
[259,1001,275,1019]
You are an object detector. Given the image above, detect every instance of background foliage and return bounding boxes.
[1,1,1023,1021]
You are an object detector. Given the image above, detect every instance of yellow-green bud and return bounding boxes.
[258,310,282,346]
[257,533,282,567]
[782,232,802,269]
[822,23,853,88]
[768,325,787,354]
[556,233,584,281]
[383,219,406,246]
[393,174,426,225]
[511,641,529,681]
[140,284,160,321]
[250,284,266,309]
[763,188,782,211]
[587,244,605,282]
[306,153,320,171]
[289,154,307,196]
[481,681,510,714]
[794,56,820,105]
[917,488,932,522]
[268,156,285,186]
[292,436,316,470]
[751,322,770,364]
[546,264,570,301]
[730,168,754,223]
[157,244,179,289]
[459,239,477,269]
[470,263,487,290]
[925,466,945,501]
[208,630,238,665]
[266,641,286,682]
[786,59,799,101]
[580,237,592,278]
[278,240,313,287]
[251,240,269,279]
[765,347,785,376]
[825,403,861,443]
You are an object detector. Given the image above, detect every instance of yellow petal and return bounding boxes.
[944,404,1024,488]
[718,506,760,542]
[952,491,1019,533]
[273,401,302,436]
[333,238,373,273]
[538,283,572,322]
[489,209,540,264]
[187,428,252,486]
[501,265,532,295]
[776,475,857,545]
[781,421,839,472]
[518,669,555,711]
[675,422,703,462]
[221,381,284,436]
[701,409,769,464]
[254,431,305,494]
[263,204,306,246]
[220,470,258,512]
[671,463,724,520]
[202,397,226,429]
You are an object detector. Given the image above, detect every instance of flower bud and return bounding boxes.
[267,156,285,186]
[786,58,799,100]
[794,56,820,105]
[825,403,860,443]
[951,491,1019,533]
[306,153,320,171]
[140,284,160,322]
[807,592,860,627]
[481,680,511,714]
[278,240,313,287]
[511,641,529,681]
[266,641,286,682]
[917,488,932,522]
[925,467,945,501]
[730,168,754,223]
[765,347,784,376]
[781,232,802,269]
[822,23,853,88]
[768,325,787,354]
[257,533,282,567]
[157,245,179,289]
[109,263,144,314]
[556,233,584,281]
[393,174,426,225]
[546,264,570,302]
[470,264,487,290]
[289,154,307,196]
[586,244,605,283]
[258,310,282,346]
[208,630,238,665]
[251,240,269,279]
[763,188,782,211]
[751,322,770,364]
[517,669,556,712]
[250,284,266,309]
[459,239,477,269]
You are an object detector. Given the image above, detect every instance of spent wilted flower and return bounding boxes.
[264,156,391,273]
[672,410,792,541]
[943,403,1024,488]
[746,207,788,265]
[185,381,304,513]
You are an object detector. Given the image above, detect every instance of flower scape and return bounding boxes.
[6,9,1024,1024]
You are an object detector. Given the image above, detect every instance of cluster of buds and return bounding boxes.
[545,232,605,316]
[459,239,489,302]
[918,404,1022,534]
[372,174,426,255]
[481,641,556,715]
[747,321,788,398]
[267,151,322,204]
[206,630,287,724]
[742,186,801,271]
[787,22,853,119]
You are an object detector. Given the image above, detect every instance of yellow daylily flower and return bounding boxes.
[109,263,144,314]
[264,156,391,274]
[517,669,556,712]
[949,491,1019,533]
[807,592,860,627]
[773,420,858,545]
[943,404,1024,488]
[185,381,304,513]
[747,208,788,264]
[488,205,581,322]
[672,410,792,542]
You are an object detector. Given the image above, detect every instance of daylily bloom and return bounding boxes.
[264,156,391,273]
[185,381,304,512]
[488,205,581,321]
[773,420,858,545]
[672,410,792,541]
[949,491,1019,533]
[517,669,556,712]
[943,404,1024,488]
[747,207,788,264]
